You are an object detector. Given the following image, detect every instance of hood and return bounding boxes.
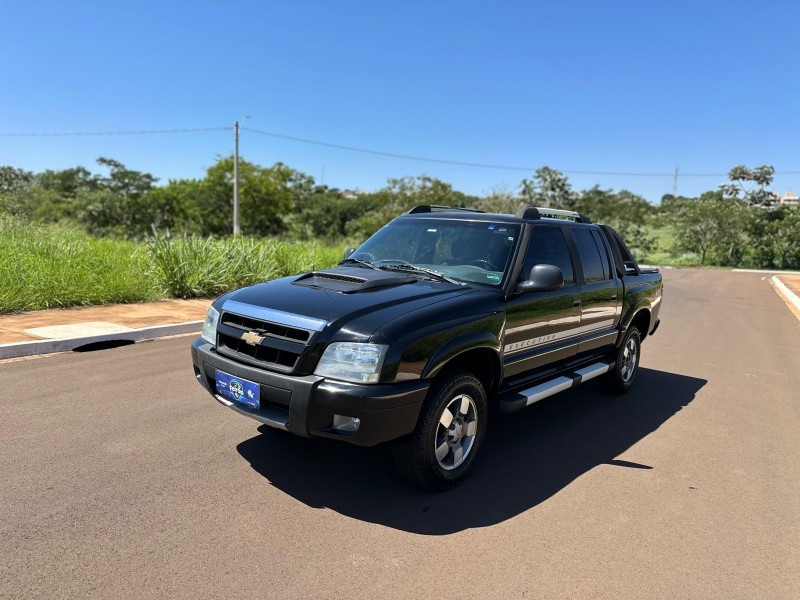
[292,266,417,293]
[223,266,477,340]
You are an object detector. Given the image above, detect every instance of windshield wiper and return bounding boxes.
[338,257,378,270]
[377,264,462,285]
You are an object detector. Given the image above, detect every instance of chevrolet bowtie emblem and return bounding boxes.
[241,330,264,346]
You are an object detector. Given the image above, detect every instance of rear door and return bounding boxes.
[503,224,582,378]
[568,227,621,354]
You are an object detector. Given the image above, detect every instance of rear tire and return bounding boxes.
[392,371,488,491]
[603,326,641,394]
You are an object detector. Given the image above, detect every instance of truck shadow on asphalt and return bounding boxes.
[236,367,706,535]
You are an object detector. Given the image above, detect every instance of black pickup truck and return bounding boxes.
[191,205,662,490]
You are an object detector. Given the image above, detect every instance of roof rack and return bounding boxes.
[406,205,485,215]
[515,206,592,224]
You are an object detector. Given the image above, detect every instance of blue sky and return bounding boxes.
[1,0,797,202]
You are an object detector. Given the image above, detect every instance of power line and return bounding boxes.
[0,126,232,137]
[242,126,545,172]
[1,124,797,178]
[241,127,800,178]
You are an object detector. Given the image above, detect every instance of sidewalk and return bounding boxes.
[777,274,800,297]
[0,299,210,359]
[771,274,800,321]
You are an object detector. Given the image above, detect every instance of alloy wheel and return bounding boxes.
[434,394,478,470]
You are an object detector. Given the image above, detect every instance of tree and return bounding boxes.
[563,187,657,259]
[37,166,98,198]
[138,182,205,237]
[203,156,300,236]
[719,165,775,207]
[346,176,476,239]
[0,166,34,196]
[747,207,800,270]
[75,188,133,237]
[519,166,575,209]
[666,191,747,265]
[95,157,157,198]
[471,185,522,215]
[27,159,158,232]
[769,209,800,269]
[0,166,35,216]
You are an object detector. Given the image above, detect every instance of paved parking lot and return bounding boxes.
[2,269,799,599]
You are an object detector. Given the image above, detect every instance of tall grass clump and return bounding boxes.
[272,241,344,277]
[0,215,159,314]
[147,236,344,299]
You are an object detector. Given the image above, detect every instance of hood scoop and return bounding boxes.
[292,266,415,293]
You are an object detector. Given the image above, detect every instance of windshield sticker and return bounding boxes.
[487,274,501,281]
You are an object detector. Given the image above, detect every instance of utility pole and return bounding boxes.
[232,116,251,236]
[673,166,679,197]
[233,120,240,236]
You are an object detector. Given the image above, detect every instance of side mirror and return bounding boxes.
[516,264,564,294]
[343,247,356,260]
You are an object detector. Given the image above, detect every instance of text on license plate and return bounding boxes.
[215,370,260,410]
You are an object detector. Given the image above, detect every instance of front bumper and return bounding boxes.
[191,338,429,446]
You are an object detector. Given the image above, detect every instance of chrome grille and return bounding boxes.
[221,312,311,343]
[216,310,317,373]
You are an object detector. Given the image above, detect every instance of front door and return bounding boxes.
[503,225,582,379]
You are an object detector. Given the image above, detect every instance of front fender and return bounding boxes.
[421,330,502,380]
[382,312,504,382]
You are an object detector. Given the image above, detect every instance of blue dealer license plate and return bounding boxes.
[215,370,260,410]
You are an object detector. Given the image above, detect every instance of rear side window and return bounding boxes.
[591,229,612,279]
[523,226,574,284]
[572,228,609,282]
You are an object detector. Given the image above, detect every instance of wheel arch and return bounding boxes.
[619,307,652,346]
[423,342,502,399]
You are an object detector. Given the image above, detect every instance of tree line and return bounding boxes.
[1,156,798,269]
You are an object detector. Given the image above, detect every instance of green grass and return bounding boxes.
[639,223,704,267]
[0,215,159,313]
[148,236,343,298]
[0,215,345,314]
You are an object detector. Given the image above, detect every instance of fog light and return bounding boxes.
[332,414,361,433]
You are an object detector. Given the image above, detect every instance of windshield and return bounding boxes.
[351,218,521,287]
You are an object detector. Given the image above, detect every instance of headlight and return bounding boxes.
[314,342,389,384]
[201,306,220,345]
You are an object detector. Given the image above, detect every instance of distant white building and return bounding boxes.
[779,191,799,206]
[341,189,363,200]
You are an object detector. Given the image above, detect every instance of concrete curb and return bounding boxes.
[0,320,203,360]
[771,276,800,313]
[732,268,800,275]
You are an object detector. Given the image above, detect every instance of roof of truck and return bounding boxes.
[398,205,597,227]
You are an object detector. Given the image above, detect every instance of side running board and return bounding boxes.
[498,360,615,414]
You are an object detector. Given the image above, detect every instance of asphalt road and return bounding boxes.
[2,269,799,600]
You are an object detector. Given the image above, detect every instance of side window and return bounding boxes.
[590,229,613,279]
[523,226,574,284]
[572,228,609,282]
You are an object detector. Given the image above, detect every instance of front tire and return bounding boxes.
[603,326,641,394]
[392,372,488,491]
